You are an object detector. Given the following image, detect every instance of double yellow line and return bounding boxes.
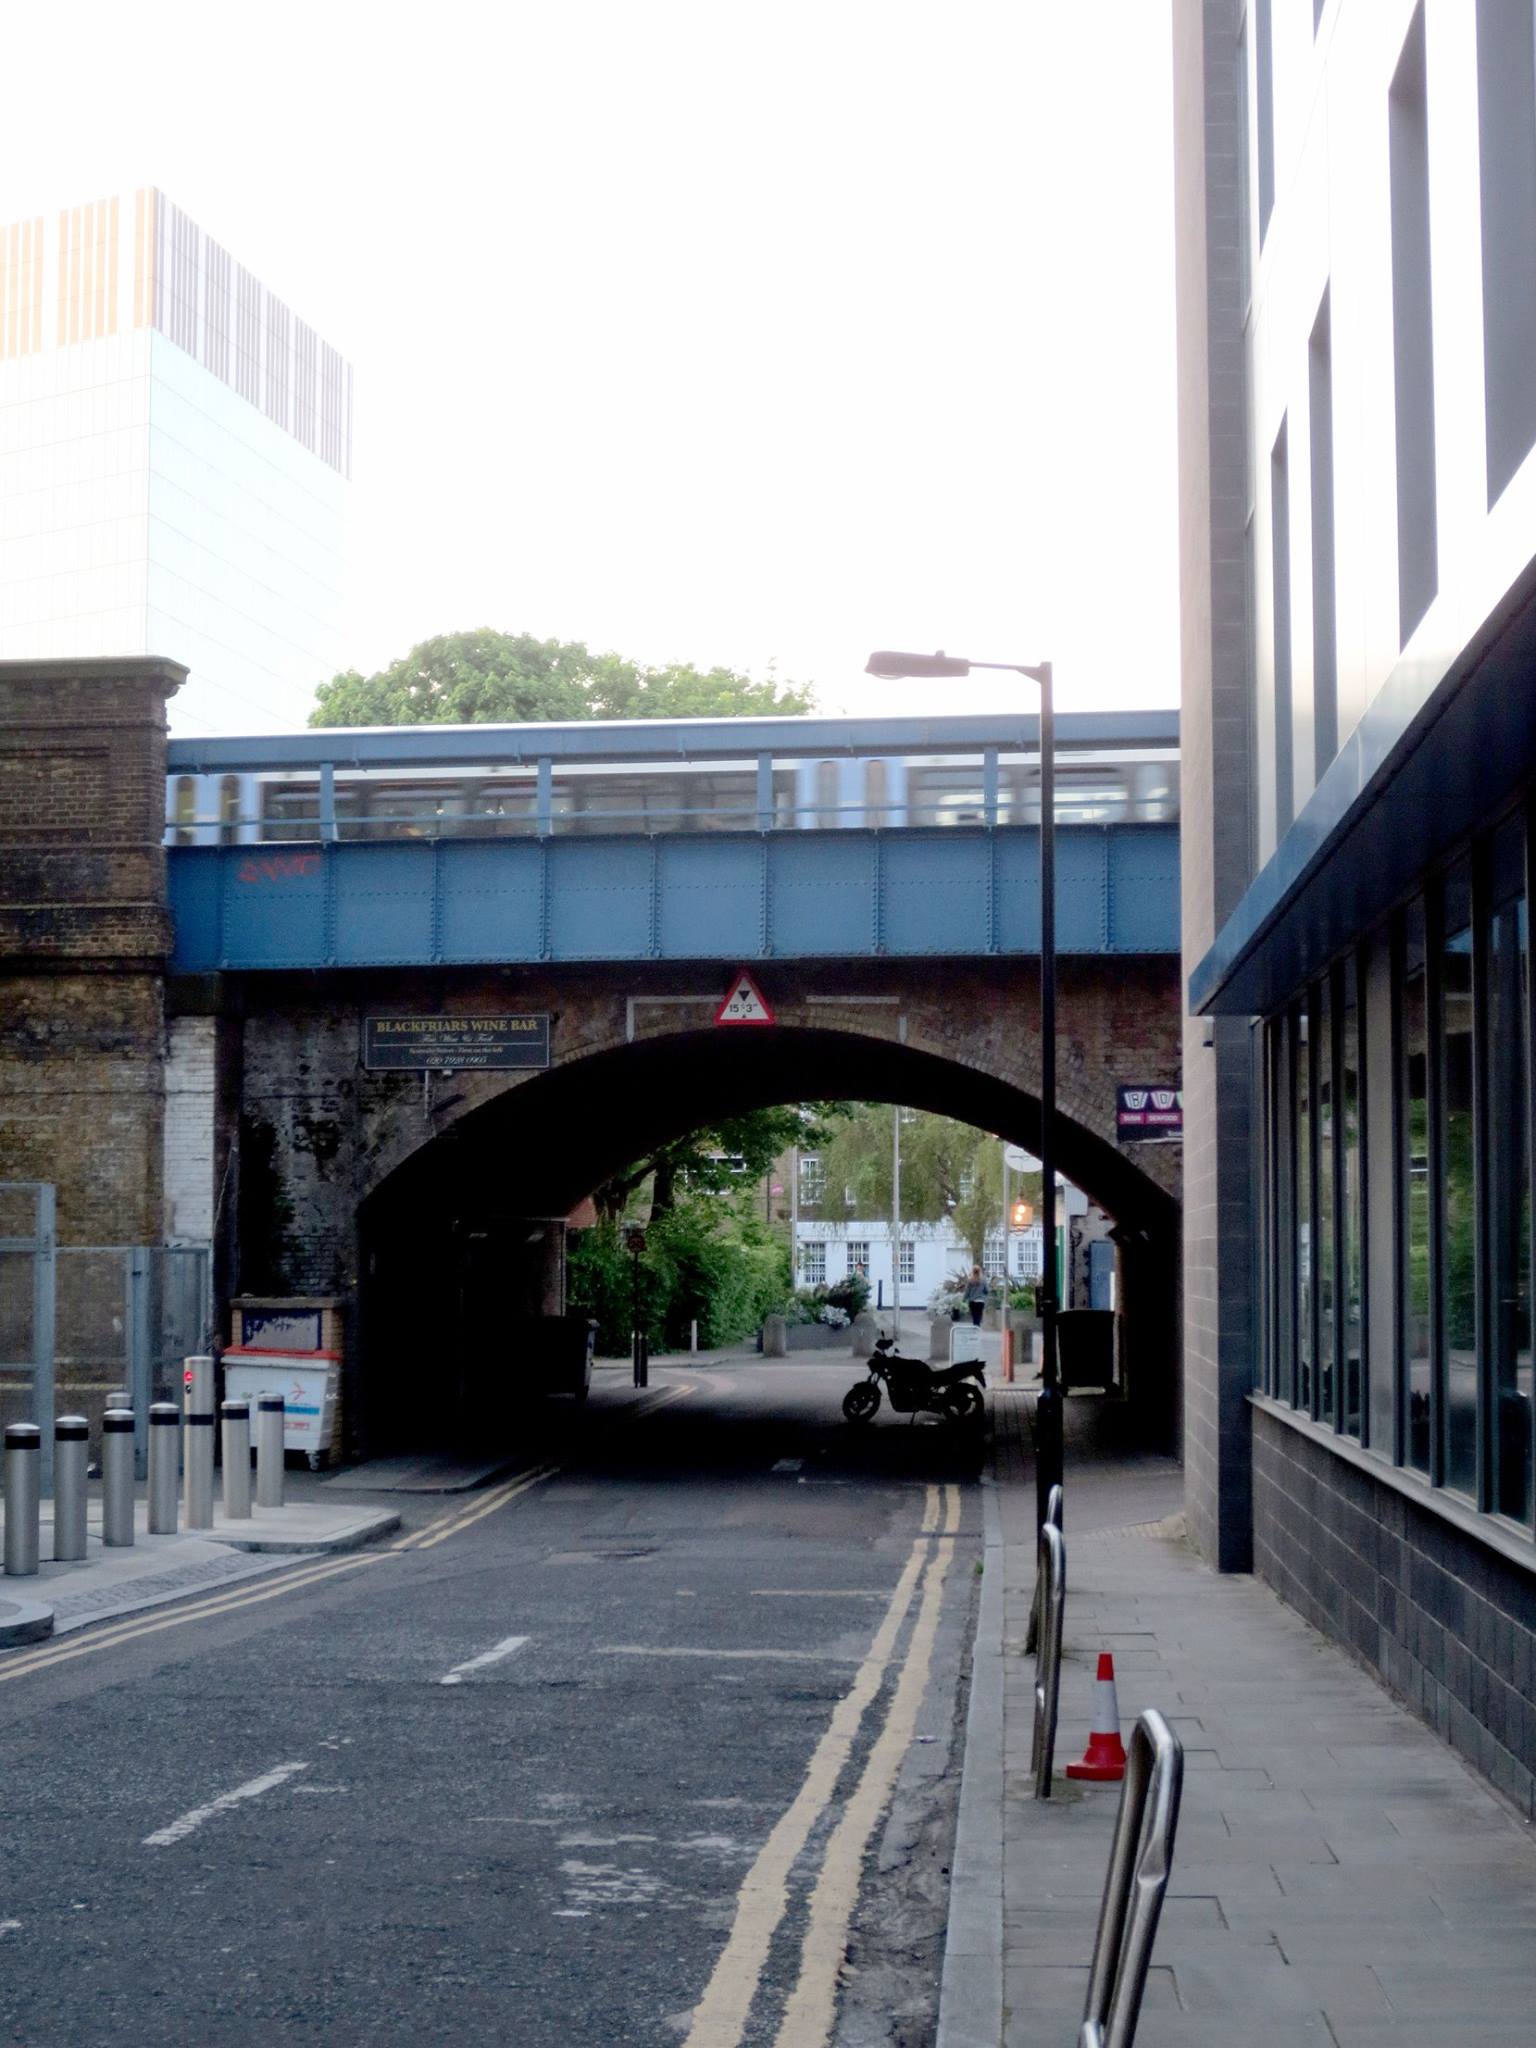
[392,1462,562,1553]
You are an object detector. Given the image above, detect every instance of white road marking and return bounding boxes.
[439,1634,530,1686]
[749,1589,886,1598]
[0,1921,19,1936]
[143,1762,310,1848]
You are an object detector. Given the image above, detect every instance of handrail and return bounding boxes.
[1078,1709,1184,2048]
[1029,1520,1066,1799]
[1026,1482,1063,1655]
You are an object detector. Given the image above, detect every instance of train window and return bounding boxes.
[864,758,890,826]
[814,761,840,827]
[908,764,987,827]
[171,776,197,846]
[218,776,242,845]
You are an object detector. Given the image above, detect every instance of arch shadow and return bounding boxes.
[358,1026,1180,1454]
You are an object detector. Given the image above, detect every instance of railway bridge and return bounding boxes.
[1,657,1184,1450]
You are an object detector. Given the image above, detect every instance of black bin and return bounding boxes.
[1056,1309,1116,1392]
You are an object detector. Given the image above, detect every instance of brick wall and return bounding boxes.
[1253,1405,1536,1821]
[163,1015,216,1243]
[0,656,184,1248]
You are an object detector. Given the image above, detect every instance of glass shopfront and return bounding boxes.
[1261,798,1536,1541]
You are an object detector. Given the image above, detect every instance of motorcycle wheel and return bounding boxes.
[944,1383,984,1424]
[843,1382,881,1424]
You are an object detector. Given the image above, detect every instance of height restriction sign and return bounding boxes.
[715,971,775,1026]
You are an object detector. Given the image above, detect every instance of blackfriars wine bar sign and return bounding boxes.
[362,1015,551,1072]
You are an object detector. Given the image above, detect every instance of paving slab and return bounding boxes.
[935,1390,1536,2048]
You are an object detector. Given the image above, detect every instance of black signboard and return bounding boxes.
[1116,1085,1183,1142]
[363,1015,551,1072]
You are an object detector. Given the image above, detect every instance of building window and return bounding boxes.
[1264,813,1536,1541]
[1389,4,1438,640]
[898,1241,915,1287]
[1296,998,1313,1412]
[1255,0,1275,245]
[1338,955,1364,1438]
[1400,900,1433,1474]
[1317,975,1336,1423]
[801,1241,826,1287]
[1476,0,1536,504]
[171,775,197,846]
[1271,420,1294,832]
[799,1154,825,1205]
[1309,291,1338,775]
[1486,814,1532,1523]
[846,1240,870,1277]
[1439,861,1477,1496]
[983,1233,1005,1281]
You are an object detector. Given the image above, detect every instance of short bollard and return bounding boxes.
[102,1409,135,1547]
[256,1396,285,1509]
[53,1416,89,1562]
[3,1424,42,1576]
[221,1400,252,1519]
[147,1403,179,1534]
[185,1410,214,1530]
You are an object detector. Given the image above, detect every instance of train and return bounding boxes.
[167,744,1178,847]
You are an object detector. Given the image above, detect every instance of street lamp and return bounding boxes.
[865,649,1062,1527]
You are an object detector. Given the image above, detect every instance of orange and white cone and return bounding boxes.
[1065,1652,1128,1781]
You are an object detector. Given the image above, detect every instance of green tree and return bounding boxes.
[594,1104,846,1221]
[809,1104,1040,1268]
[310,629,813,728]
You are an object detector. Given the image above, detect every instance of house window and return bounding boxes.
[800,1241,826,1287]
[799,1154,825,1204]
[983,1233,1005,1280]
[898,1241,915,1286]
[846,1240,870,1277]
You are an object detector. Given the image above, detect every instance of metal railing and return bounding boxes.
[1025,1480,1063,1655]
[1078,1708,1184,2048]
[1029,1520,1066,1799]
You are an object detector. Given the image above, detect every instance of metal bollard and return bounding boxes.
[185,1410,214,1530]
[53,1416,89,1562]
[256,1396,285,1509]
[221,1400,252,1519]
[183,1356,213,1417]
[101,1408,135,1547]
[3,1424,42,1576]
[147,1403,179,1534]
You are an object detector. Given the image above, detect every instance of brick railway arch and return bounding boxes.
[357,1013,1180,1452]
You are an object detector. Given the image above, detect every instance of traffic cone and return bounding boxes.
[1065,1652,1128,1781]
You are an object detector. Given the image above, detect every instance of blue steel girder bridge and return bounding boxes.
[165,710,1180,970]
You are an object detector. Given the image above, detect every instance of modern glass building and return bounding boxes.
[1176,0,1536,1815]
[0,189,349,733]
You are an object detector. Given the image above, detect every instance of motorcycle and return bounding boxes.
[842,1335,986,1426]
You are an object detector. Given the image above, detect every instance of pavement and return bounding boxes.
[0,1487,399,1642]
[938,1389,1536,2048]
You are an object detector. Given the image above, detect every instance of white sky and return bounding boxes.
[8,0,1179,729]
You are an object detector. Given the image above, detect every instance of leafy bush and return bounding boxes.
[567,1202,791,1354]
[825,1273,869,1318]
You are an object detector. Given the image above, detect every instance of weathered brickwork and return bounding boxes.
[228,955,1183,1294]
[163,1015,217,1244]
[1253,1407,1536,1822]
[0,657,184,1247]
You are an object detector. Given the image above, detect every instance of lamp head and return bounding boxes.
[864,649,972,680]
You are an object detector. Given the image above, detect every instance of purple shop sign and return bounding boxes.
[1116,1086,1183,1143]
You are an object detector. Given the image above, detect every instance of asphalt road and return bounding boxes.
[0,1362,984,2047]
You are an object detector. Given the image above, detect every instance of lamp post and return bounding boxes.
[866,650,1061,1527]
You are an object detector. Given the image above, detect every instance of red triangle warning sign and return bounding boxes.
[715,970,775,1026]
